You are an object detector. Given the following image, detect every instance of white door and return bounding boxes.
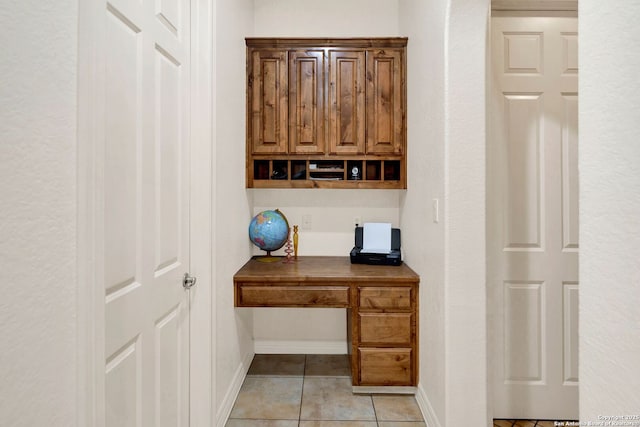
[102,0,191,425]
[488,17,579,420]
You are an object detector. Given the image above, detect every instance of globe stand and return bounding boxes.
[255,251,283,263]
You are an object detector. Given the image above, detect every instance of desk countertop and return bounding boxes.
[233,256,419,284]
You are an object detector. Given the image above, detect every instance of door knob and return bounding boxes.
[183,273,197,289]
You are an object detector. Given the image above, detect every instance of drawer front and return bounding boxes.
[236,285,350,307]
[359,313,412,345]
[359,348,413,386]
[359,286,412,310]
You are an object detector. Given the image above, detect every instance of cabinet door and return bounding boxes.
[328,50,366,155]
[289,50,325,154]
[249,49,288,154]
[366,49,404,155]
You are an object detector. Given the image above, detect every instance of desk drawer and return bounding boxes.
[236,285,350,307]
[358,348,413,386]
[359,286,412,310]
[359,312,412,345]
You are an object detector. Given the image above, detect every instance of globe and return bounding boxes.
[248,209,290,259]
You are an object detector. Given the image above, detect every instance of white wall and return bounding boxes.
[0,1,78,426]
[444,1,489,425]
[254,0,399,37]
[579,0,640,422]
[251,0,403,353]
[399,0,489,425]
[214,0,255,422]
[398,0,447,423]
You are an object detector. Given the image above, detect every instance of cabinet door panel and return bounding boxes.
[250,49,288,154]
[366,49,404,154]
[329,50,366,155]
[359,348,412,385]
[359,312,412,345]
[289,50,325,154]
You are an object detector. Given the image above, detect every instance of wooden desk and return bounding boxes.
[233,256,419,390]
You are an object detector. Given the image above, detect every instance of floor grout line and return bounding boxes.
[370,393,378,426]
[298,355,306,426]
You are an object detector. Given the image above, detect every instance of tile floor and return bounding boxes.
[226,354,426,427]
[227,354,573,427]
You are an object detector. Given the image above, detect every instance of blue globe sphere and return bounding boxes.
[248,209,290,253]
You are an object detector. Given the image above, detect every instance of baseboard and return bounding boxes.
[216,350,254,427]
[415,383,443,427]
[253,339,348,354]
[353,386,416,394]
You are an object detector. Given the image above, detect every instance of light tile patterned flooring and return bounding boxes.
[227,354,572,427]
[226,354,426,427]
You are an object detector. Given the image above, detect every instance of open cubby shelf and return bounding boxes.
[250,159,403,189]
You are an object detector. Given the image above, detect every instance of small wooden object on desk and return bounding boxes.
[233,256,420,392]
[293,225,299,259]
[282,229,294,264]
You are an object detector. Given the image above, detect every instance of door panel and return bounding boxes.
[250,49,288,154]
[563,282,579,384]
[155,306,186,427]
[105,338,140,427]
[503,282,544,383]
[561,94,579,251]
[103,0,191,425]
[155,44,183,274]
[503,93,543,250]
[289,50,325,154]
[365,49,403,155]
[328,50,365,155]
[489,16,578,420]
[104,5,141,297]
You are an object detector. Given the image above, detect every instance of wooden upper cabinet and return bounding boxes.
[249,49,288,154]
[366,49,404,155]
[245,38,407,189]
[289,50,325,154]
[328,50,366,155]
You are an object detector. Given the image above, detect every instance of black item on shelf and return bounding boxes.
[271,167,287,180]
[292,168,306,180]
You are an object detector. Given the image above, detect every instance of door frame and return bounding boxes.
[76,0,215,425]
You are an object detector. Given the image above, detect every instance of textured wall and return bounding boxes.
[400,0,490,424]
[579,0,640,422]
[253,0,399,37]
[443,0,489,424]
[398,0,447,424]
[0,1,78,426]
[214,0,255,420]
